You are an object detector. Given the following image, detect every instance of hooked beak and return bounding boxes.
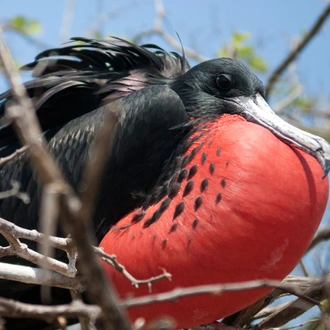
[233,93,330,178]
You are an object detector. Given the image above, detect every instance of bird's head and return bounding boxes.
[171,58,330,177]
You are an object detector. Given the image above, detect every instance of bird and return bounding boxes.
[0,37,329,330]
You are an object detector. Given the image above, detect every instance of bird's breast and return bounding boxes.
[100,114,328,328]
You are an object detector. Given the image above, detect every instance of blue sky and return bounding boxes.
[1,0,330,98]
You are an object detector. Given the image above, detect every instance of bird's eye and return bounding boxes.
[216,74,232,91]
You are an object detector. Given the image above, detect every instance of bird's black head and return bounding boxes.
[170,58,265,117]
[170,57,330,176]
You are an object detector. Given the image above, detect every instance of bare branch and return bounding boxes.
[133,0,208,62]
[266,2,330,96]
[0,218,75,277]
[0,145,28,166]
[307,227,330,252]
[0,298,101,322]
[273,84,304,114]
[95,247,172,291]
[0,217,71,250]
[221,276,321,327]
[38,184,63,302]
[0,263,81,290]
[0,28,69,188]
[123,279,286,309]
[0,181,29,203]
[255,275,330,329]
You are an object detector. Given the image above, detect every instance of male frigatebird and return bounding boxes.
[0,37,329,329]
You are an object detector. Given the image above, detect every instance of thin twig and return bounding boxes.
[38,184,62,302]
[95,247,172,291]
[123,279,318,309]
[0,222,74,277]
[133,0,208,62]
[266,2,330,95]
[0,298,101,321]
[0,145,28,166]
[0,181,29,203]
[222,275,316,327]
[254,275,330,329]
[307,227,330,252]
[273,84,304,114]
[0,217,72,250]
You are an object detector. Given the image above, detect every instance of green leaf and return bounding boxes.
[10,16,41,35]
[217,30,268,73]
[249,56,268,72]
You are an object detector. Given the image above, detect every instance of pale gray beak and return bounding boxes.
[234,93,330,178]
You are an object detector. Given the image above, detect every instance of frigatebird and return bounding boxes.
[0,37,329,329]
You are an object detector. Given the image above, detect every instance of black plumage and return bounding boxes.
[0,38,190,330]
[0,37,329,330]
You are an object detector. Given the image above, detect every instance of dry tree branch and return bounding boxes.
[0,218,74,277]
[254,274,330,329]
[0,145,28,166]
[0,217,171,291]
[307,227,330,252]
[220,276,329,329]
[273,84,304,114]
[0,217,77,278]
[0,298,101,322]
[0,276,324,325]
[0,27,131,330]
[0,180,29,203]
[0,217,71,250]
[95,247,172,291]
[0,263,81,290]
[123,278,320,310]
[266,2,330,96]
[133,0,208,62]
